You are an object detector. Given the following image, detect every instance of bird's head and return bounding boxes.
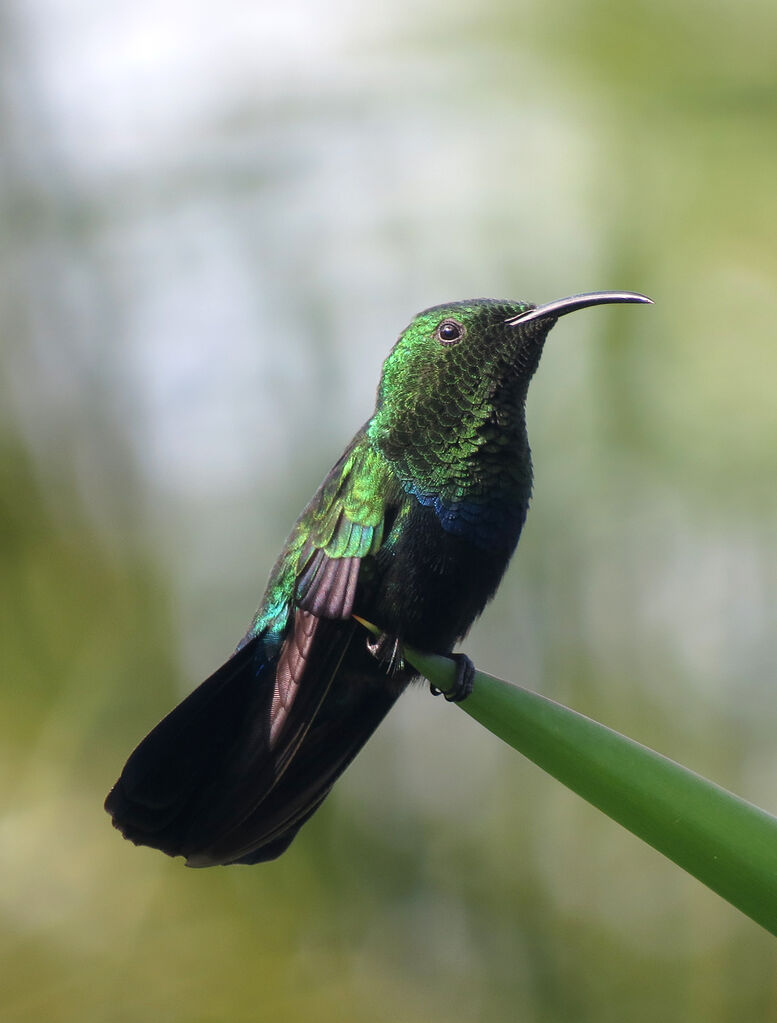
[369,292,652,463]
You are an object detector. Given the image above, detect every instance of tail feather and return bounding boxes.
[104,635,271,855]
[105,620,404,865]
[195,657,402,865]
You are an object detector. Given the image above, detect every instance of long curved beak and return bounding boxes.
[505,291,653,327]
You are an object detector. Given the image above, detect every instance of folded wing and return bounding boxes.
[106,436,402,865]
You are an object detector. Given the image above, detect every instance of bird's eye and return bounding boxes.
[436,319,465,345]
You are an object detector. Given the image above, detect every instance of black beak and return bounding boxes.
[505,291,653,327]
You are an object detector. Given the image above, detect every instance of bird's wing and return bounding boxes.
[105,436,400,864]
[267,439,388,745]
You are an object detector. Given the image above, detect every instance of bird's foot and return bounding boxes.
[430,653,475,703]
[366,632,405,675]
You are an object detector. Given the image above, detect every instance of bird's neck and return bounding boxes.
[369,399,533,550]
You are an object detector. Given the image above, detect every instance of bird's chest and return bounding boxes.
[358,497,522,653]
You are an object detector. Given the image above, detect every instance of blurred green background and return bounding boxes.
[2,0,777,1020]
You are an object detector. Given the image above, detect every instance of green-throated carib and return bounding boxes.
[106,290,651,865]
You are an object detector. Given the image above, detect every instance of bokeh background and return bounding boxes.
[2,1,777,1020]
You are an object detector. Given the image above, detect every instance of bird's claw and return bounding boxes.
[429,653,475,703]
[366,632,404,674]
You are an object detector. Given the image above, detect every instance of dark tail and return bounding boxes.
[105,636,273,860]
[105,624,404,865]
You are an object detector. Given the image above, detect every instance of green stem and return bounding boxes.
[404,646,777,936]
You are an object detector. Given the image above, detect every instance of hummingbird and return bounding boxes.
[105,290,651,866]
